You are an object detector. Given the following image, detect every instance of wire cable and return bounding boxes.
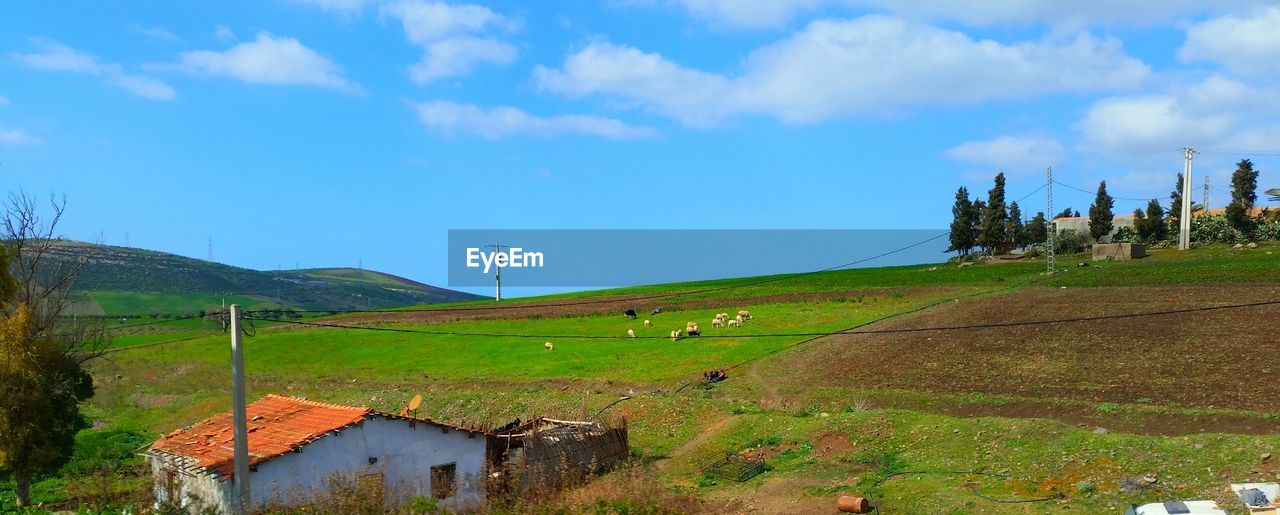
[1052,181,1152,202]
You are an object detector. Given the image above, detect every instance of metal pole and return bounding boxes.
[1179,147,1195,250]
[230,304,251,513]
[1203,176,1210,212]
[1046,166,1055,274]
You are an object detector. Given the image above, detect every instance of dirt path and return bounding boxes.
[658,415,737,471]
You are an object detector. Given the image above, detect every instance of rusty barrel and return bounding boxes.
[836,495,872,513]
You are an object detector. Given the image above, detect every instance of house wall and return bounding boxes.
[1054,215,1136,243]
[155,417,489,513]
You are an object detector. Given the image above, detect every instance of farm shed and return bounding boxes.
[1053,214,1137,243]
[146,395,628,513]
[146,395,490,513]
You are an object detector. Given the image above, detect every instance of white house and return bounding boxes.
[146,394,491,513]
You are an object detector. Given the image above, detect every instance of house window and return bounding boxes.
[430,463,457,499]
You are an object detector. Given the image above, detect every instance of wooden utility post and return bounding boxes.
[230,304,251,513]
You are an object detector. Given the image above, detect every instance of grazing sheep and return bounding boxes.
[738,310,752,320]
[727,319,740,328]
[687,329,701,337]
[627,329,635,338]
[624,309,637,319]
[644,319,652,328]
[712,318,724,328]
[670,330,681,341]
[685,321,699,333]
[544,342,554,351]
[735,314,745,325]
[651,307,663,315]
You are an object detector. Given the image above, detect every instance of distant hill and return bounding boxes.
[48,241,482,314]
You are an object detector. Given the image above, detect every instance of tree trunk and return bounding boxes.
[15,475,31,507]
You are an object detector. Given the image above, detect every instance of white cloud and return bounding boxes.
[656,0,1266,29]
[536,17,1149,126]
[287,0,374,13]
[1078,75,1276,158]
[1179,7,1280,76]
[129,24,185,43]
[0,125,41,145]
[11,40,175,100]
[213,25,237,41]
[411,100,658,139]
[383,0,520,84]
[408,36,516,84]
[669,0,826,29]
[944,135,1066,172]
[169,33,359,92]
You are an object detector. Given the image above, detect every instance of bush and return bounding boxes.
[1191,214,1246,243]
[1055,230,1089,254]
[1111,226,1138,243]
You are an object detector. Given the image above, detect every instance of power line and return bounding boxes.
[1051,181,1152,202]
[1197,148,1280,157]
[245,232,951,317]
[246,298,1280,341]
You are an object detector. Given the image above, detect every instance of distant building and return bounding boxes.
[146,394,627,513]
[1053,214,1137,244]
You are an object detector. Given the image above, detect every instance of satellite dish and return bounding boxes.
[407,394,423,411]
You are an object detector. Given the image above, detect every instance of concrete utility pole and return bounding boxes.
[1179,147,1197,250]
[1046,166,1055,274]
[486,243,507,301]
[229,305,251,514]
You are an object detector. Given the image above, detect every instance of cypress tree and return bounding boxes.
[1169,172,1184,224]
[1145,199,1167,242]
[1226,159,1259,232]
[1007,201,1025,249]
[1089,181,1115,241]
[947,186,976,256]
[1028,212,1048,245]
[977,173,1008,254]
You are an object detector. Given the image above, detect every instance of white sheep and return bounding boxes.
[627,329,635,338]
[685,321,699,332]
[644,319,652,328]
[670,330,682,341]
[735,314,745,325]
[712,318,724,328]
[544,341,554,351]
[738,310,752,320]
[727,319,740,328]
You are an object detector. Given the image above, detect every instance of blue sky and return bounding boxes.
[2,1,1279,294]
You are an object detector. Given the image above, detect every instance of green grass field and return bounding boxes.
[8,243,1280,512]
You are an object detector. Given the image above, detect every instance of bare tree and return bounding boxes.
[1,191,105,506]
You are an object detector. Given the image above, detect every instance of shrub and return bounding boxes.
[1111,226,1138,243]
[1191,213,1246,243]
[1055,230,1089,254]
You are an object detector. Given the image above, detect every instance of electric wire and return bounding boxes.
[1051,181,1153,202]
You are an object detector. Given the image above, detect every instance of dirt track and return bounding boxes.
[770,284,1280,412]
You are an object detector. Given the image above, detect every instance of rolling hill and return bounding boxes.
[48,241,482,314]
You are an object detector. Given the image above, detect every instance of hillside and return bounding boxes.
[49,241,481,314]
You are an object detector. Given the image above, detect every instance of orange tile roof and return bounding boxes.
[149,394,372,478]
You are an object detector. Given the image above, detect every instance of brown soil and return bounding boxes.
[772,284,1280,413]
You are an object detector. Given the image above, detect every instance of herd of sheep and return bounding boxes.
[543,308,754,350]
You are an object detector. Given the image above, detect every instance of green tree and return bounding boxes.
[1267,188,1280,202]
[1131,208,1148,241]
[1028,212,1048,245]
[947,186,976,256]
[1056,207,1076,219]
[1225,159,1260,233]
[0,193,102,506]
[1007,201,1025,249]
[1144,199,1167,242]
[1088,181,1115,241]
[1169,172,1184,224]
[977,173,1008,254]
